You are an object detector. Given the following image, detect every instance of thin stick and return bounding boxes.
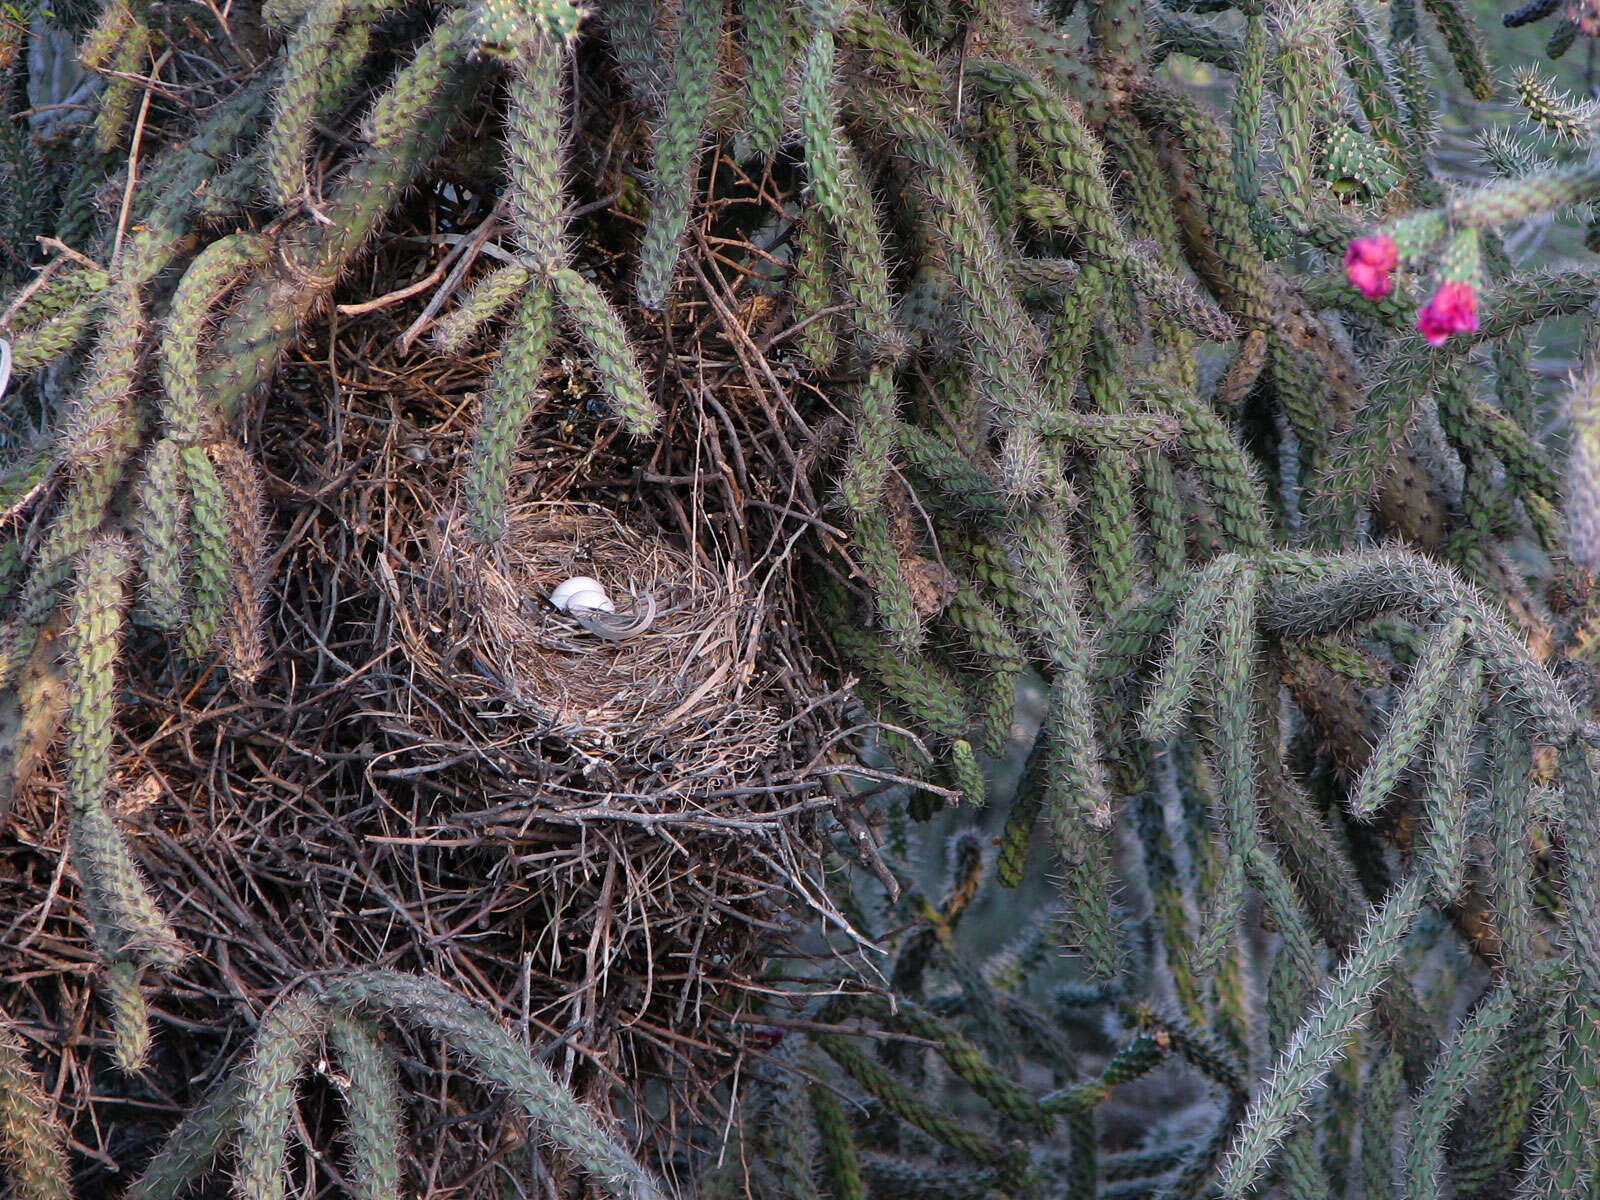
[112,50,174,269]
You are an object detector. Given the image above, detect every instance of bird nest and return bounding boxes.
[396,500,778,795]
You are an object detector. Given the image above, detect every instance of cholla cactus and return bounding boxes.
[6,0,1600,1195]
[122,971,660,1200]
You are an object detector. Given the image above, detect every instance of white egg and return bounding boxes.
[550,576,615,614]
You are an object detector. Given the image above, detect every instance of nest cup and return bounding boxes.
[396,499,779,795]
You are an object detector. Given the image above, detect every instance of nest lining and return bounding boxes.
[398,501,781,790]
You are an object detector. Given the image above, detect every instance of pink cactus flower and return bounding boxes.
[1416,280,1479,345]
[1345,234,1399,300]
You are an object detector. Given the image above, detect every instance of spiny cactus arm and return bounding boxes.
[1418,0,1495,99]
[235,995,325,1200]
[1401,981,1517,1200]
[201,20,485,422]
[737,0,798,159]
[1493,330,1538,434]
[127,1073,247,1200]
[838,4,945,101]
[1451,995,1548,1192]
[119,82,273,288]
[433,263,533,352]
[753,1049,820,1200]
[1192,851,1246,981]
[551,267,659,436]
[103,961,152,1074]
[466,286,555,543]
[1305,274,1593,538]
[1358,1045,1404,1199]
[1487,718,1543,984]
[1419,655,1482,903]
[846,506,923,648]
[1041,1034,1170,1118]
[796,29,898,358]
[840,363,898,514]
[1257,550,1577,739]
[1270,19,1342,235]
[808,1082,864,1200]
[327,1015,402,1200]
[507,31,568,275]
[1,484,116,688]
[997,739,1044,888]
[1057,829,1125,981]
[972,101,1020,243]
[1138,555,1239,743]
[1255,761,1441,1084]
[0,1022,71,1200]
[79,0,135,68]
[1556,746,1600,997]
[844,995,1053,1131]
[179,444,231,662]
[1196,564,1261,977]
[1568,332,1600,571]
[65,536,185,969]
[2,268,109,331]
[599,0,669,116]
[845,87,1042,432]
[1122,251,1238,345]
[1127,783,1206,1025]
[1141,452,1186,586]
[1080,342,1139,623]
[1389,41,1440,169]
[134,440,190,633]
[965,60,1125,269]
[322,971,663,1199]
[1503,0,1560,25]
[945,738,984,806]
[1246,846,1322,992]
[0,275,151,685]
[812,1033,1011,1165]
[1130,81,1272,331]
[1,270,107,377]
[831,621,967,743]
[1219,871,1428,1198]
[6,302,100,375]
[1339,0,1408,156]
[790,206,840,371]
[1008,506,1112,852]
[1445,164,1600,230]
[211,441,270,688]
[264,0,369,204]
[1093,581,1191,692]
[1143,378,1269,552]
[1348,615,1468,819]
[159,234,270,446]
[893,423,1005,517]
[1000,263,1102,493]
[1513,67,1595,139]
[91,17,153,155]
[1442,381,1562,506]
[1515,984,1600,1200]
[635,0,721,309]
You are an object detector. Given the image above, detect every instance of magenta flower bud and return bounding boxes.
[1345,234,1399,300]
[1416,280,1479,345]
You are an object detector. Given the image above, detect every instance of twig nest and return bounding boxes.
[398,501,777,790]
